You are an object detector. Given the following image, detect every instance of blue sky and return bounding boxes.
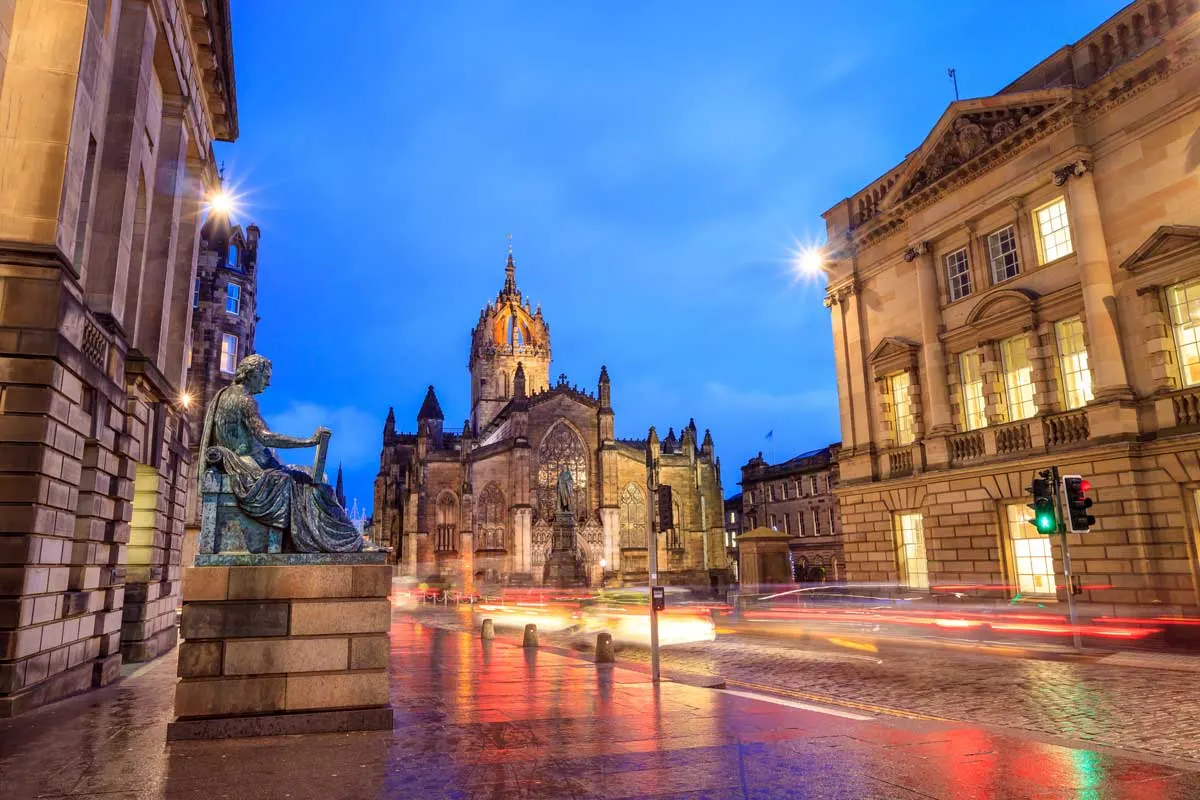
[216,0,1126,508]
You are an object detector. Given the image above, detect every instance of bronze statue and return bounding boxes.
[556,466,574,515]
[198,354,371,553]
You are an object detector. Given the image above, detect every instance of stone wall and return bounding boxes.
[0,0,237,716]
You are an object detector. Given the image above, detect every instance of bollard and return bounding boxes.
[595,632,615,663]
[481,619,495,640]
[522,623,538,648]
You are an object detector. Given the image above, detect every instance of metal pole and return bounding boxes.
[1052,466,1082,651]
[648,468,661,683]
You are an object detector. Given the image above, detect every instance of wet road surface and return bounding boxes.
[1,616,1198,799]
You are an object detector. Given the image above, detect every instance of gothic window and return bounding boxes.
[435,492,457,552]
[666,500,684,551]
[536,422,588,519]
[476,483,506,550]
[619,484,646,548]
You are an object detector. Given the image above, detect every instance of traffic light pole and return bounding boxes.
[1051,466,1082,651]
[647,472,661,684]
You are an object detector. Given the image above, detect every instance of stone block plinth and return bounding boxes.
[166,557,393,740]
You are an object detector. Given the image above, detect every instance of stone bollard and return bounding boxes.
[595,632,615,663]
[481,619,495,640]
[522,623,538,648]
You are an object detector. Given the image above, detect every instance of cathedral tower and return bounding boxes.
[469,247,551,432]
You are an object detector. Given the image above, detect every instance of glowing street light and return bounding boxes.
[797,247,825,277]
[179,392,193,410]
[207,189,235,216]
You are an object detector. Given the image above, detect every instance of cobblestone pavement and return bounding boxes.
[409,608,1200,765]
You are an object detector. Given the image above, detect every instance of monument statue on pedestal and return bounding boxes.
[198,354,374,556]
[545,467,585,586]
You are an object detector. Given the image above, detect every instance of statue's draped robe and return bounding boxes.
[200,385,364,553]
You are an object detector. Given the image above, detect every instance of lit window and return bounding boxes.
[220,333,238,374]
[1005,504,1056,597]
[890,372,915,445]
[1167,279,1200,387]
[1055,317,1093,409]
[193,278,200,308]
[1000,335,1037,421]
[226,283,241,315]
[945,247,971,301]
[894,512,928,589]
[987,225,1020,283]
[1034,198,1073,263]
[959,350,987,431]
[186,347,193,370]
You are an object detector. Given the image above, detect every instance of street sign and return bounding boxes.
[651,586,665,611]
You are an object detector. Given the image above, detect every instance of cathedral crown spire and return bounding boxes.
[503,235,518,297]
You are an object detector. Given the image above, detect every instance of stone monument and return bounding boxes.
[168,354,393,740]
[543,467,587,587]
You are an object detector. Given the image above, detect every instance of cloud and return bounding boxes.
[264,402,379,475]
[703,381,837,414]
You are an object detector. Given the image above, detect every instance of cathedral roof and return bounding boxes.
[418,385,444,420]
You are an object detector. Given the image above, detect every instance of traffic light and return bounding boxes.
[657,485,674,531]
[1027,474,1057,534]
[1062,475,1095,533]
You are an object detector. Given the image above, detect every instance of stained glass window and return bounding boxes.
[536,423,588,519]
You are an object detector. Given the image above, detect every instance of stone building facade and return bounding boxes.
[740,446,844,581]
[820,0,1200,612]
[181,214,260,563]
[374,253,732,590]
[0,0,237,715]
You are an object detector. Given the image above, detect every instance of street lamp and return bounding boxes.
[207,188,235,216]
[796,246,826,278]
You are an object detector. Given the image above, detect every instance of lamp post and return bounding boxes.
[646,458,661,683]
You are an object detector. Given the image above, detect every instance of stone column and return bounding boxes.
[825,293,857,449]
[1139,286,1179,393]
[909,243,954,435]
[1031,321,1061,414]
[600,507,620,573]
[1058,161,1131,398]
[513,507,533,574]
[840,281,873,446]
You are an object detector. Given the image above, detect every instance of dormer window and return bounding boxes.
[228,242,240,270]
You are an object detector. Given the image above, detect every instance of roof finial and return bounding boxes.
[503,234,517,295]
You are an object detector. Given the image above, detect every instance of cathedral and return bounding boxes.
[373,252,731,590]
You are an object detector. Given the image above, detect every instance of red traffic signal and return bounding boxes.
[1062,475,1095,533]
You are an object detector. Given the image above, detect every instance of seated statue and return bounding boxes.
[198,353,371,553]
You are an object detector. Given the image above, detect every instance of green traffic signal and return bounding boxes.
[1027,476,1058,534]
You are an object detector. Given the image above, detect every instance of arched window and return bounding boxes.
[477,483,506,550]
[435,492,457,552]
[536,422,588,520]
[619,484,646,548]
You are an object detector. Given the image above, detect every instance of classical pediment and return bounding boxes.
[964,288,1037,327]
[882,89,1073,211]
[868,336,921,377]
[1119,225,1200,272]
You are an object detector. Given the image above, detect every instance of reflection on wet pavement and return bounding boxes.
[2,618,1199,799]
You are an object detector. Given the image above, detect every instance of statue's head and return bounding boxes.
[233,354,272,394]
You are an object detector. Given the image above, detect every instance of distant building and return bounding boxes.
[182,215,261,564]
[820,1,1200,610]
[740,445,844,581]
[374,251,731,590]
[724,493,743,581]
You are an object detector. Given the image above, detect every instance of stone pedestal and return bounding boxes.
[543,512,587,588]
[167,555,393,740]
